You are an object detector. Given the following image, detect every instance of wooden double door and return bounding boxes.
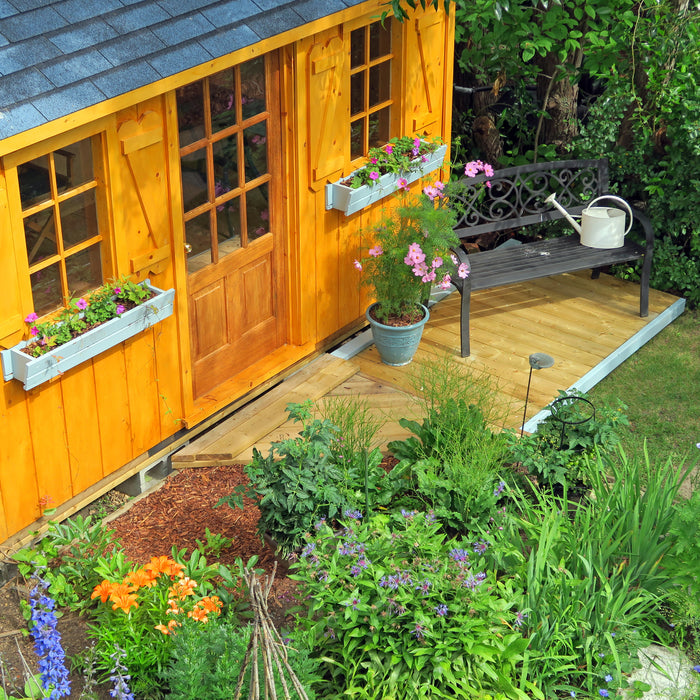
[177,53,286,398]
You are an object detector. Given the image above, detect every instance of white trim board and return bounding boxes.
[522,297,687,433]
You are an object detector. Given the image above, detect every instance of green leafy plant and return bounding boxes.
[22,277,153,357]
[217,401,351,557]
[195,528,233,558]
[346,135,443,189]
[291,510,540,699]
[509,390,629,490]
[13,515,121,612]
[166,620,319,700]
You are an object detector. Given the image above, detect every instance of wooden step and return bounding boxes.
[172,354,360,468]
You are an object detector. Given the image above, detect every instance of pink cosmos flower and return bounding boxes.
[464,162,479,178]
[76,298,88,310]
[25,312,38,323]
[450,253,459,265]
[116,304,126,315]
[368,245,383,257]
[421,270,437,283]
[458,263,470,279]
[353,260,363,271]
[423,185,439,200]
[484,164,495,177]
[404,242,426,266]
[432,257,443,269]
[438,273,452,290]
[412,262,428,278]
[369,171,379,181]
[397,177,409,192]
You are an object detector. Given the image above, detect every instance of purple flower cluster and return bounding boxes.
[379,571,413,590]
[343,508,363,520]
[28,570,71,699]
[472,538,491,555]
[109,647,135,700]
[434,604,449,617]
[463,572,487,590]
[449,548,469,563]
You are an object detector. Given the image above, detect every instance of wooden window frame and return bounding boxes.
[346,16,403,165]
[177,54,276,270]
[3,124,115,320]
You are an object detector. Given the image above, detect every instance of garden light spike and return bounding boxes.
[521,353,555,437]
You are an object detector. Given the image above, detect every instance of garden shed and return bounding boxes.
[0,0,456,547]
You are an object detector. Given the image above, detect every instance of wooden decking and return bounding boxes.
[173,271,685,468]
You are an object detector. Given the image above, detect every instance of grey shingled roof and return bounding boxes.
[0,0,367,142]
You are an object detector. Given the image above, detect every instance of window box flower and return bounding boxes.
[1,280,175,391]
[325,140,448,216]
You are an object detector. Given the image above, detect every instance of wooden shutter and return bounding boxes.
[404,12,446,134]
[305,30,348,191]
[115,107,171,277]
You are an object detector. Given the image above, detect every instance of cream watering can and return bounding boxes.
[545,193,633,249]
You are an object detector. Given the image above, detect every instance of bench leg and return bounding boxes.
[460,281,472,357]
[639,253,651,317]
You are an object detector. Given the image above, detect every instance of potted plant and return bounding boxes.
[1,277,175,390]
[325,135,448,216]
[353,180,464,366]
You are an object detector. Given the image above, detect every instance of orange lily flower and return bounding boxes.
[169,576,197,600]
[91,579,114,603]
[125,567,157,591]
[155,619,180,635]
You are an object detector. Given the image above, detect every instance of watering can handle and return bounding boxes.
[586,195,634,236]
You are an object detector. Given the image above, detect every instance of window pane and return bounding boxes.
[368,107,391,148]
[18,155,51,209]
[350,120,365,160]
[369,19,391,60]
[240,57,266,121]
[185,212,213,273]
[369,63,391,107]
[55,139,94,193]
[181,149,208,212]
[31,262,62,316]
[177,82,205,147]
[210,68,237,133]
[351,73,364,116]
[213,135,239,193]
[66,243,102,298]
[61,189,98,249]
[350,28,365,68]
[247,184,269,242]
[25,209,56,264]
[244,123,268,182]
[217,197,241,259]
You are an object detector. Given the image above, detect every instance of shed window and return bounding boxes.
[177,56,271,274]
[17,137,105,317]
[350,19,394,160]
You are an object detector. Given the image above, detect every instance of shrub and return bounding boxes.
[291,510,540,699]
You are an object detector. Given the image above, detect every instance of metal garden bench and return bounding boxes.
[448,159,654,356]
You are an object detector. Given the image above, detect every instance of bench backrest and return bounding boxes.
[452,158,610,238]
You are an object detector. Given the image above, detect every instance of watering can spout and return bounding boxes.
[545,193,582,234]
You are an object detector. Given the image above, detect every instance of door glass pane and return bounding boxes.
[351,73,364,116]
[350,120,364,160]
[369,63,391,107]
[25,209,56,264]
[217,197,241,259]
[244,123,268,182]
[240,57,266,120]
[31,262,62,316]
[18,155,51,209]
[55,139,94,193]
[210,68,237,133]
[213,135,239,194]
[350,28,365,68]
[185,212,213,273]
[61,189,98,249]
[369,19,391,60]
[66,243,102,298]
[181,149,208,212]
[247,184,269,242]
[368,107,391,148]
[177,82,205,147]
